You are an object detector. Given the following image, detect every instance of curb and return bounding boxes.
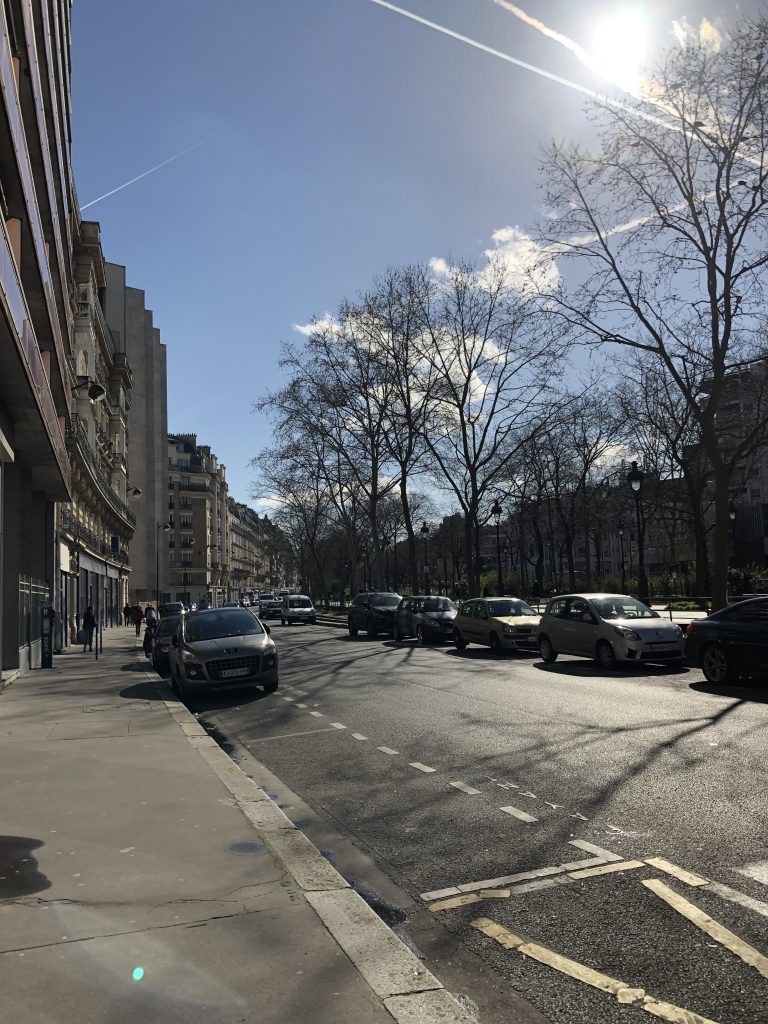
[140,660,475,1023]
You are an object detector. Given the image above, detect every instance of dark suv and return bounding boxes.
[685,596,768,684]
[348,592,402,638]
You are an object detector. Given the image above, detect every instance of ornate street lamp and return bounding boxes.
[491,500,503,594]
[617,522,627,593]
[626,462,648,600]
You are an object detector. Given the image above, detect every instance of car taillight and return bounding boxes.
[685,622,695,635]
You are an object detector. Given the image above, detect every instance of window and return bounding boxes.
[474,603,488,619]
[548,598,568,618]
[727,600,768,624]
[180,514,192,528]
[181,476,190,487]
[568,599,591,622]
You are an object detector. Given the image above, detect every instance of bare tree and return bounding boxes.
[540,19,768,607]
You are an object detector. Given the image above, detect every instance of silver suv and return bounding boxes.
[170,607,278,699]
[538,593,684,669]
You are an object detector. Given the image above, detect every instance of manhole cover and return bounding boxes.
[226,841,266,856]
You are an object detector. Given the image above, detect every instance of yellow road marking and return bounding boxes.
[471,918,721,1024]
[428,889,510,912]
[644,858,708,887]
[568,859,645,880]
[643,879,768,980]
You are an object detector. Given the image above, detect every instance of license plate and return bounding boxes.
[645,643,676,652]
[220,666,251,678]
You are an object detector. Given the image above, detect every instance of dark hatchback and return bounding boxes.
[685,596,768,684]
[394,595,457,644]
[348,592,402,638]
[152,614,181,675]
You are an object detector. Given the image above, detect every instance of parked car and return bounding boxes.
[685,596,768,684]
[258,593,282,619]
[348,592,402,638]
[222,601,240,608]
[453,597,540,653]
[281,594,317,626]
[152,614,182,675]
[537,593,684,669]
[393,596,457,644]
[162,601,186,616]
[169,607,278,699]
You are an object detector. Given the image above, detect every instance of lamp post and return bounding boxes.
[618,522,626,593]
[728,501,737,570]
[156,522,171,607]
[420,522,430,594]
[491,499,503,595]
[626,462,648,600]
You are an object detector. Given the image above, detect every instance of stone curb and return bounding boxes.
[140,662,476,1024]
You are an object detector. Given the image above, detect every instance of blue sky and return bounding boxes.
[71,0,750,504]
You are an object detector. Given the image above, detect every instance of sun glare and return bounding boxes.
[589,9,649,94]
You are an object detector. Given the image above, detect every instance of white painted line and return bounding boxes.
[735,860,768,887]
[330,722,347,729]
[420,886,462,901]
[293,689,308,696]
[409,762,436,773]
[351,733,368,741]
[377,746,399,755]
[568,860,645,880]
[296,703,307,708]
[282,696,295,702]
[308,711,324,718]
[457,865,566,894]
[709,882,768,920]
[568,840,623,862]
[644,857,708,887]
[500,805,538,824]
[449,781,481,795]
[244,728,338,742]
[511,875,578,895]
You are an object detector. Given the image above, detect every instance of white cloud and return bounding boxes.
[481,225,561,295]
[671,16,723,50]
[428,256,450,276]
[292,312,338,337]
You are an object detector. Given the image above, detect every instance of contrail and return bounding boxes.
[494,1,594,70]
[369,0,673,129]
[79,129,225,211]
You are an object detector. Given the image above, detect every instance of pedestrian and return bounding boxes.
[123,603,131,626]
[131,603,144,637]
[82,605,96,652]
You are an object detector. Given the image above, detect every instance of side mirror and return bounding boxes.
[582,613,595,623]
[171,635,178,648]
[264,624,271,635]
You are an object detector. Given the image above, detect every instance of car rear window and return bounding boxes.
[289,598,313,608]
[371,594,400,607]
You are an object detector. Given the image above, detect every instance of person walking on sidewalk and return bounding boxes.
[131,604,144,637]
[123,603,131,626]
[82,606,96,653]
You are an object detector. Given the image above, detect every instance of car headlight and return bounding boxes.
[503,625,516,635]
[673,625,683,637]
[613,626,640,641]
[181,648,200,661]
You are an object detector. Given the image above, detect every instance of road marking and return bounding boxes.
[568,860,645,880]
[643,879,768,980]
[377,746,399,755]
[500,805,538,824]
[308,710,324,718]
[449,781,481,795]
[708,882,768,920]
[292,689,308,696]
[296,703,307,708]
[330,722,347,729]
[281,696,295,702]
[734,860,768,887]
[644,858,708,887]
[351,733,368,741]
[471,918,721,1024]
[428,890,510,912]
[568,840,623,862]
[245,727,339,742]
[409,762,436,773]
[420,857,609,901]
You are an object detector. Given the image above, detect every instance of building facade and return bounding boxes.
[227,498,279,599]
[166,434,228,606]
[103,261,168,604]
[1,1,77,677]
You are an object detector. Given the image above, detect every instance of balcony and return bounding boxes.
[59,507,130,565]
[66,413,136,530]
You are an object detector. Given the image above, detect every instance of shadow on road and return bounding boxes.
[689,680,768,703]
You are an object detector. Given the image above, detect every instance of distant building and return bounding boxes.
[103,262,168,604]
[227,499,277,598]
[166,434,229,606]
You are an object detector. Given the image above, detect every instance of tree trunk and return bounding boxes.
[711,467,731,611]
[399,475,419,593]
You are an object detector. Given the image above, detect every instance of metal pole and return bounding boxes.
[156,525,160,608]
[619,532,626,592]
[423,536,429,594]
[635,492,648,599]
[495,520,503,594]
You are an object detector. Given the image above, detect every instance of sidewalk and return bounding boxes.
[0,629,474,1024]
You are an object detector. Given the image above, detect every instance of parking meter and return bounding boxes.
[41,603,54,668]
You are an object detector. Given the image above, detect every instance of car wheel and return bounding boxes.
[281,617,286,626]
[701,644,732,685]
[489,631,502,654]
[454,629,468,651]
[348,619,358,637]
[367,620,378,639]
[538,635,557,663]
[595,640,617,670]
[263,679,279,693]
[393,624,402,642]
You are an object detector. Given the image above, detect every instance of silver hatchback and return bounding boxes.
[538,593,684,669]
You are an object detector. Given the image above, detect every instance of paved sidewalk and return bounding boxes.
[0,629,474,1024]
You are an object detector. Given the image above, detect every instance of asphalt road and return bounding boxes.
[187,624,768,1024]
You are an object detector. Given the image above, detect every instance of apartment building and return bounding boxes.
[1,1,77,676]
[227,498,282,599]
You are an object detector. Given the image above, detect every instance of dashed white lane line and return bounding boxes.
[409,762,437,773]
[351,733,368,741]
[377,746,399,755]
[568,860,645,880]
[330,722,347,730]
[281,696,295,702]
[708,882,768,920]
[296,703,307,708]
[568,840,623,862]
[645,857,708,887]
[500,805,538,824]
[308,710,324,718]
[449,781,481,795]
[734,860,768,887]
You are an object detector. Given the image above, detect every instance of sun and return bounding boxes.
[588,8,649,95]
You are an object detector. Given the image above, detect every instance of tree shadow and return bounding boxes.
[689,680,768,704]
[0,836,50,897]
[118,681,167,701]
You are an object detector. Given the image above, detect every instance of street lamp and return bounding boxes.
[617,522,626,593]
[491,499,503,595]
[626,461,648,600]
[156,522,171,607]
[420,522,430,595]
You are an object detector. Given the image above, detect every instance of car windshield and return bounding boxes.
[289,598,313,608]
[260,594,274,600]
[421,598,456,612]
[592,597,659,619]
[185,610,264,641]
[488,600,537,617]
[157,617,180,637]
[371,594,401,608]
